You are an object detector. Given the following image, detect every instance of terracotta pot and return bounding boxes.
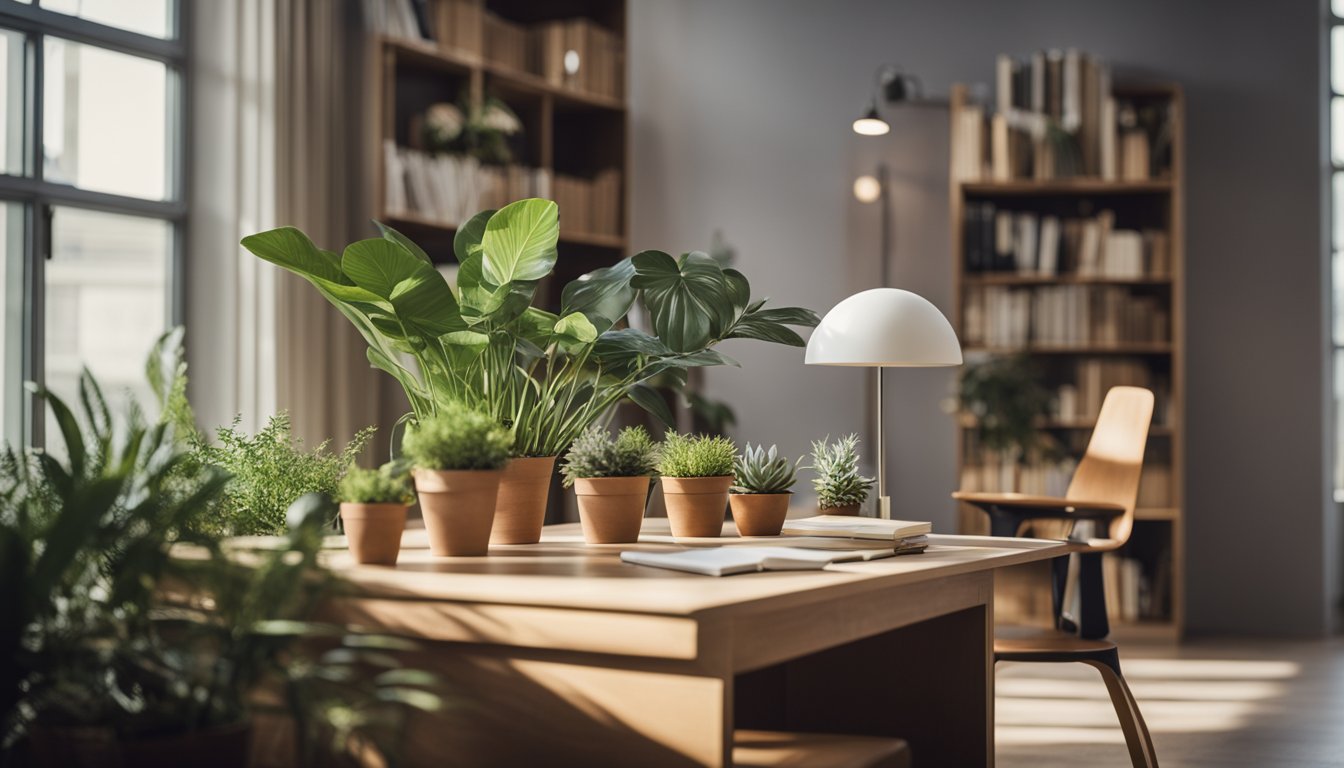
[492,455,557,545]
[414,468,503,556]
[28,722,251,768]
[574,476,650,544]
[340,502,408,565]
[730,493,791,536]
[821,503,861,516]
[661,476,733,537]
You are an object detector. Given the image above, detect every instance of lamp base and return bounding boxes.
[878,495,891,520]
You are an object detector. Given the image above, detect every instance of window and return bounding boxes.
[1333,2,1344,498]
[0,1,185,447]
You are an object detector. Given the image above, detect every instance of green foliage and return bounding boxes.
[732,443,800,494]
[957,354,1055,465]
[559,425,659,486]
[337,463,414,504]
[402,403,511,471]
[810,434,874,509]
[241,198,818,459]
[192,413,375,537]
[657,433,736,478]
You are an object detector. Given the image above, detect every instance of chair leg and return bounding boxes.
[1075,552,1110,640]
[1084,650,1159,768]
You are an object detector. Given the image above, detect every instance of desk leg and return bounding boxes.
[736,590,994,767]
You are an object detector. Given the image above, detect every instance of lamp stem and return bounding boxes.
[876,366,889,519]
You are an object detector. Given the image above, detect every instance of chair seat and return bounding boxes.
[994,625,1117,663]
[732,730,910,768]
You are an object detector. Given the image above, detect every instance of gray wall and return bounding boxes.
[628,0,1333,636]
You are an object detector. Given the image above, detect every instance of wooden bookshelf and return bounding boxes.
[949,80,1185,640]
[369,0,629,290]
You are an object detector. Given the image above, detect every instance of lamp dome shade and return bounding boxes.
[805,288,963,367]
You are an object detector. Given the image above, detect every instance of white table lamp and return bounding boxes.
[805,288,963,518]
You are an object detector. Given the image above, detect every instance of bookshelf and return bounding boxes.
[366,0,629,311]
[949,71,1185,641]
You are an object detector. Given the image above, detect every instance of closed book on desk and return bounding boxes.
[781,516,932,541]
[620,546,895,577]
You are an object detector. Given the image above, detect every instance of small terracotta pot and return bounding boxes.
[730,493,791,536]
[414,468,503,556]
[821,503,861,516]
[340,502,408,565]
[661,475,733,537]
[574,476,650,544]
[492,455,557,545]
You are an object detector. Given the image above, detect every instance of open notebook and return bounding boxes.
[620,546,895,577]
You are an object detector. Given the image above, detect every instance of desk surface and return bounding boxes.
[319,520,1066,618]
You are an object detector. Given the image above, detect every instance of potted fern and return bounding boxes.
[657,433,736,538]
[403,403,511,556]
[810,434,874,516]
[729,444,801,536]
[560,426,659,544]
[338,463,414,565]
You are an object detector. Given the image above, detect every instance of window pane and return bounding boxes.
[40,0,173,40]
[1335,28,1344,94]
[0,30,24,177]
[1336,174,1344,251]
[1336,0,1344,18]
[1336,251,1344,345]
[0,203,21,443]
[43,38,170,200]
[1334,98,1344,166]
[44,207,169,445]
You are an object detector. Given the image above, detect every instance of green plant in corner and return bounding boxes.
[810,434,874,510]
[956,353,1056,468]
[240,198,818,460]
[732,444,800,494]
[401,402,511,471]
[337,463,414,505]
[658,433,736,478]
[559,425,659,487]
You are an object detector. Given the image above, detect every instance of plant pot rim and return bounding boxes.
[729,490,794,495]
[413,466,507,475]
[661,474,734,480]
[339,501,411,509]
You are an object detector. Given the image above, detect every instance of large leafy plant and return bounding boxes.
[241,198,818,457]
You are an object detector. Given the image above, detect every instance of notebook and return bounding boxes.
[779,516,932,542]
[620,546,896,577]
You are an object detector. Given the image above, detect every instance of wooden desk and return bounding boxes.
[320,521,1066,767]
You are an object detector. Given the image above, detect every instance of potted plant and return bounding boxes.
[402,403,512,556]
[956,354,1057,490]
[337,463,414,565]
[657,433,736,538]
[241,198,818,547]
[810,434,874,516]
[730,444,801,536]
[560,425,659,544]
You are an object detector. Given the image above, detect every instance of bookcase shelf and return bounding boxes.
[950,77,1185,639]
[380,211,627,252]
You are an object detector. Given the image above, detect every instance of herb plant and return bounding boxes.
[732,443,800,494]
[241,198,818,459]
[957,354,1056,466]
[657,433,736,478]
[810,434,874,509]
[559,425,659,487]
[338,463,414,504]
[401,403,511,471]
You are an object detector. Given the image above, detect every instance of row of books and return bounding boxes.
[963,204,1170,278]
[360,0,434,40]
[536,19,625,100]
[383,141,552,226]
[962,285,1171,348]
[1103,554,1172,622]
[1055,358,1172,425]
[553,169,622,237]
[957,454,1172,509]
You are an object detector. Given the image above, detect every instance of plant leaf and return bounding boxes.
[631,250,733,353]
[560,258,636,333]
[553,312,598,347]
[242,227,350,285]
[453,208,495,262]
[725,316,806,346]
[627,383,676,429]
[375,221,432,264]
[480,199,559,285]
[343,239,463,336]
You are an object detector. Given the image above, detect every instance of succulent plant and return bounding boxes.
[559,425,660,487]
[732,443,800,494]
[810,434,874,509]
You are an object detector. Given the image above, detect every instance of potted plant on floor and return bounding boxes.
[241,198,819,547]
[730,444,801,536]
[810,434,874,516]
[658,433,736,538]
[403,402,512,556]
[560,425,660,544]
[337,463,414,565]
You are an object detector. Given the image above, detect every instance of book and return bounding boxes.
[620,546,896,577]
[779,516,932,542]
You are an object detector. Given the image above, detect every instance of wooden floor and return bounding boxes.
[996,638,1344,767]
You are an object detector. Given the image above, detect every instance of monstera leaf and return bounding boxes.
[630,250,737,353]
[480,198,559,285]
[560,258,637,333]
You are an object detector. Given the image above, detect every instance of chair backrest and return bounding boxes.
[1065,386,1155,546]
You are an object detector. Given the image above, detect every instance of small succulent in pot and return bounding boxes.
[730,444,800,536]
[657,433,736,538]
[338,463,415,566]
[810,434,874,516]
[562,426,660,544]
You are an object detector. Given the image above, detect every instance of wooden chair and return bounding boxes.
[952,385,1159,768]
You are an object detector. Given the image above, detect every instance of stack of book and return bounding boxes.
[962,285,1170,348]
[432,0,481,54]
[962,203,1170,277]
[484,11,533,73]
[779,516,930,555]
[1103,551,1171,621]
[383,141,552,227]
[1061,358,1170,423]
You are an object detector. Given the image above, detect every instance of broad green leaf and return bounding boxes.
[553,312,598,347]
[453,208,495,262]
[241,227,350,285]
[516,307,559,347]
[627,383,676,429]
[561,258,636,333]
[343,239,463,336]
[480,199,559,285]
[631,250,732,353]
[442,330,490,347]
[723,268,751,325]
[342,239,430,299]
[593,328,672,359]
[742,305,821,327]
[667,349,740,368]
[725,316,806,347]
[374,221,432,264]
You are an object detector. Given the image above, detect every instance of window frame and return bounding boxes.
[0,0,188,447]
